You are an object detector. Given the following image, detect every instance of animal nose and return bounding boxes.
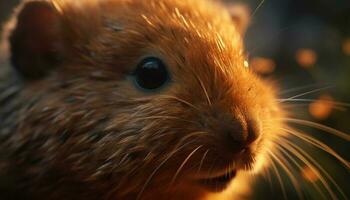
[220,114,260,152]
[204,109,261,153]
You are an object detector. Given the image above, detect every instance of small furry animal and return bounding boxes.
[0,0,347,200]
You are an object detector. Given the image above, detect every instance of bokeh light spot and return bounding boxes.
[342,39,350,56]
[309,94,334,120]
[250,57,276,74]
[301,166,320,183]
[296,48,317,68]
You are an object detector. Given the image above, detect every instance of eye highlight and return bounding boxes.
[132,57,170,91]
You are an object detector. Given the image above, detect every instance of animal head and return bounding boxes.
[1,0,285,199]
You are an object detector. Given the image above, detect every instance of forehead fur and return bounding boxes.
[52,0,243,52]
[53,0,239,33]
[46,0,247,83]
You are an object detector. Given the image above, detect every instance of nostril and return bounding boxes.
[225,118,260,149]
[224,121,248,152]
[227,121,246,143]
[211,110,261,153]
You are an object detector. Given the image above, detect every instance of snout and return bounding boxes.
[224,115,260,152]
[194,110,261,191]
[202,109,261,156]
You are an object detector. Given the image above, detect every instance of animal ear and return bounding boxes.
[226,3,251,35]
[9,1,66,79]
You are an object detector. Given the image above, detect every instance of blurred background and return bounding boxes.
[226,0,350,199]
[1,0,349,199]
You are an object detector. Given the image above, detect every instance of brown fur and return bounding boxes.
[0,0,285,199]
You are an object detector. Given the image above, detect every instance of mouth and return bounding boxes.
[193,148,256,192]
[195,169,238,192]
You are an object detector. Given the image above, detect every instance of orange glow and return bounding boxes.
[301,166,320,182]
[295,48,317,68]
[250,57,276,74]
[342,39,350,55]
[226,3,251,33]
[244,60,249,68]
[309,94,334,120]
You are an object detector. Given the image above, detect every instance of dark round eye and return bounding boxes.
[133,57,170,91]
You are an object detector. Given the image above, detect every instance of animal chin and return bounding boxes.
[196,169,238,192]
[193,148,257,192]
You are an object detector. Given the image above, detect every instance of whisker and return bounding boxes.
[251,0,265,18]
[279,84,328,95]
[279,98,350,108]
[281,103,347,111]
[274,142,327,199]
[170,145,203,186]
[197,149,209,175]
[136,140,195,200]
[332,106,348,112]
[279,137,347,200]
[263,166,274,195]
[267,156,288,200]
[194,73,212,106]
[175,131,208,149]
[280,118,350,141]
[281,127,350,169]
[279,86,333,103]
[267,149,304,200]
[158,94,201,111]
